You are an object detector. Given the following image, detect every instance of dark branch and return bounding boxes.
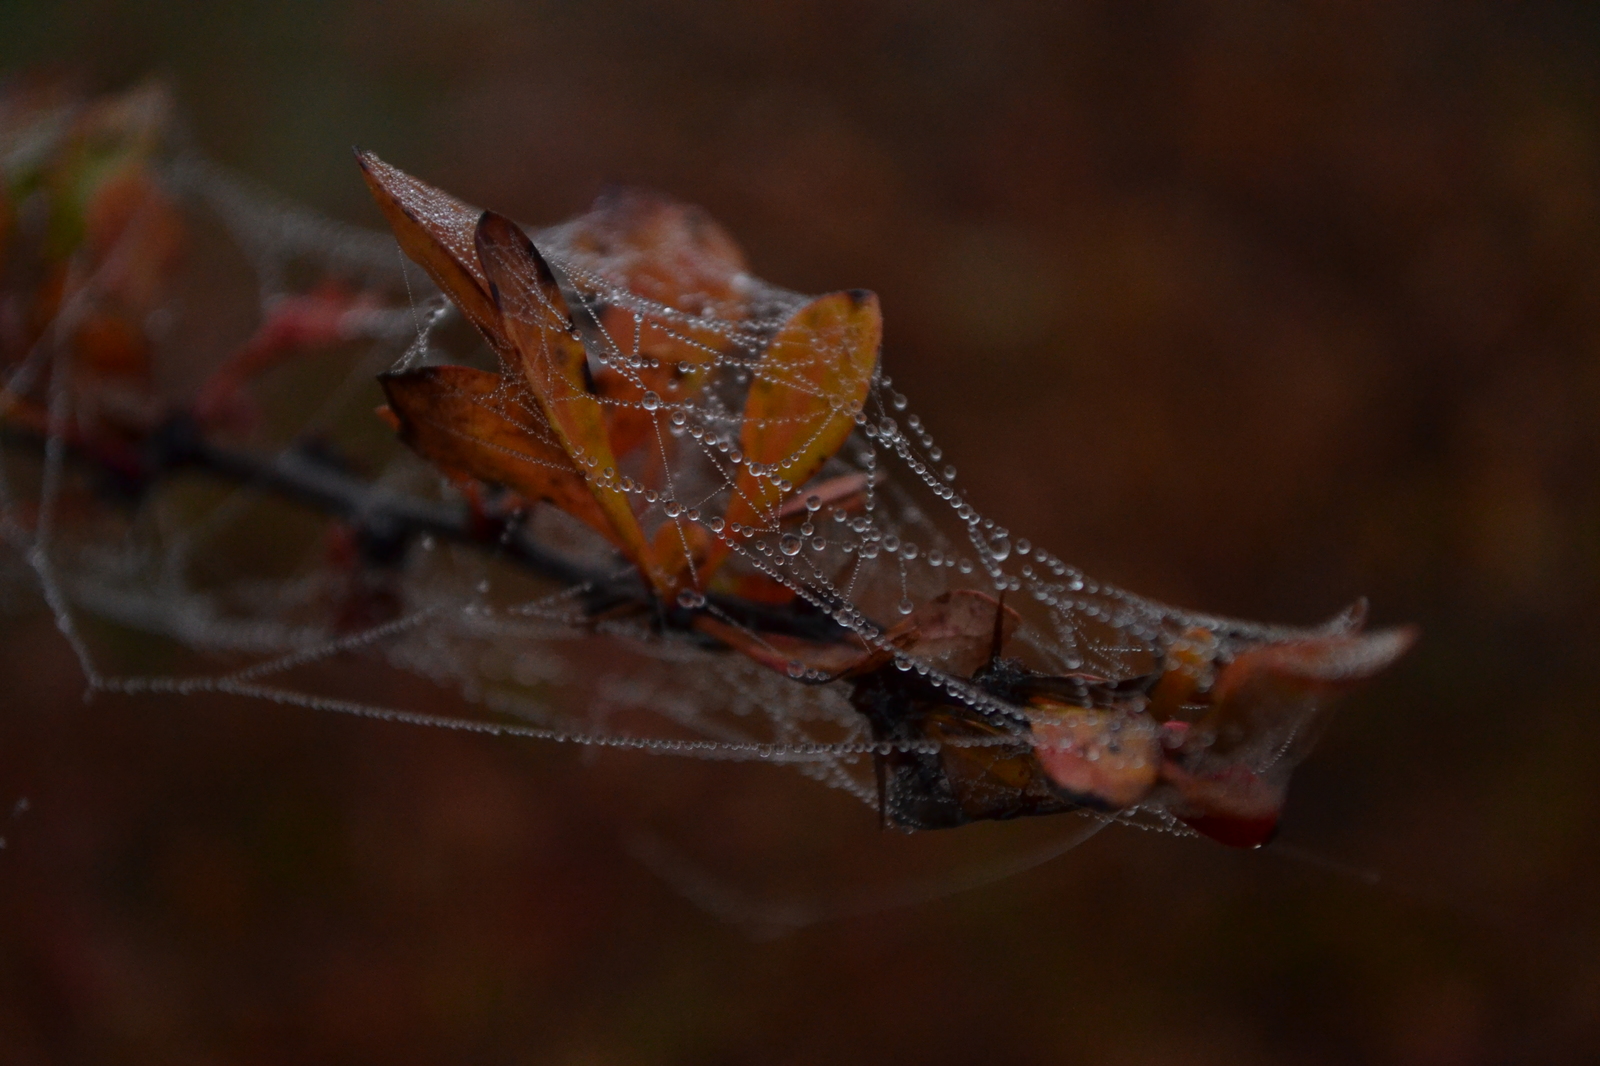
[3,415,853,644]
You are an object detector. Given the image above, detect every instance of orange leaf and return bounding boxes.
[355,150,505,352]
[379,365,618,546]
[473,210,662,589]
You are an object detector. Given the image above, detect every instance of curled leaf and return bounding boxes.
[474,210,661,588]
[1161,625,1418,846]
[356,150,503,349]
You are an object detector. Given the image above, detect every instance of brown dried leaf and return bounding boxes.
[379,365,616,544]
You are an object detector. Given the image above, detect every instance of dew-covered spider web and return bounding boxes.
[1,86,1403,860]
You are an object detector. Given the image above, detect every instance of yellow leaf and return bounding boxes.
[706,290,879,577]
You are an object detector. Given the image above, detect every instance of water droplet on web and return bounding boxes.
[882,534,900,552]
[779,533,803,556]
[728,450,743,465]
[894,656,914,672]
[805,494,822,512]
[676,589,705,609]
[1016,538,1032,556]
[927,548,943,566]
[670,409,687,427]
[943,465,957,481]
[897,598,915,615]
[901,543,919,560]
[859,541,880,560]
[641,391,661,411]
[810,536,827,551]
[685,508,701,522]
[786,660,806,679]
[708,517,725,533]
[892,392,908,411]
[644,489,659,503]
[989,535,1011,562]
[663,500,682,517]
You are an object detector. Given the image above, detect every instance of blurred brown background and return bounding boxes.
[4,1,1600,1062]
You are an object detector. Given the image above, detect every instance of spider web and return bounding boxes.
[0,106,1353,846]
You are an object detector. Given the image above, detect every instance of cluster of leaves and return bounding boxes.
[0,82,184,475]
[356,155,1418,847]
[0,82,1416,849]
[0,82,385,480]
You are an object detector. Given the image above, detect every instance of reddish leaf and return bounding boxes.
[1162,625,1418,847]
[776,471,872,519]
[196,282,381,430]
[1030,702,1162,810]
[691,615,875,677]
[1159,763,1285,849]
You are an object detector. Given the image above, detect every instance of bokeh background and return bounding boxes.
[4,1,1600,1062]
